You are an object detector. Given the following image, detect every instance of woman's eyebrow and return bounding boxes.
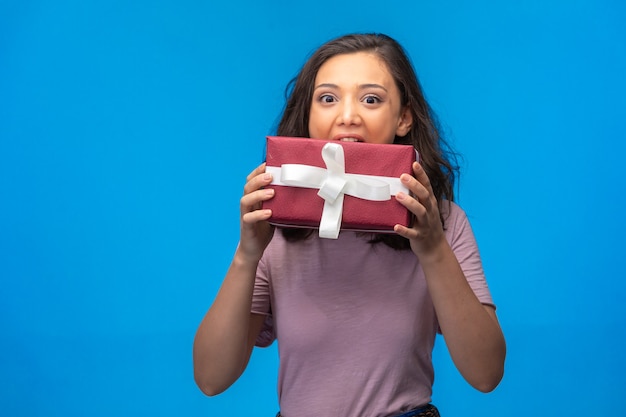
[360,83,388,92]
[314,83,388,92]
[314,83,339,90]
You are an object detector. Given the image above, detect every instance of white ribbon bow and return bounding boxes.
[267,142,407,239]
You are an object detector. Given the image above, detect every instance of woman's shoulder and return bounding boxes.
[440,200,473,235]
[440,200,466,220]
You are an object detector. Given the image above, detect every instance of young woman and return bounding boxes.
[193,33,506,417]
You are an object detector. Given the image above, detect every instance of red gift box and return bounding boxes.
[263,136,417,239]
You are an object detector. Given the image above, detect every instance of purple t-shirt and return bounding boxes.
[252,202,493,417]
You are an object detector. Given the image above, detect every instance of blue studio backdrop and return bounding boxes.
[1,1,625,415]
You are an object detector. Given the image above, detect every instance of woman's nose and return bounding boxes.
[338,100,361,126]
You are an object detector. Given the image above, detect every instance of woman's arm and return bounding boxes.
[416,240,505,392]
[192,164,275,395]
[192,254,268,395]
[394,162,506,392]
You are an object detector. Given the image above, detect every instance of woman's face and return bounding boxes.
[308,52,412,144]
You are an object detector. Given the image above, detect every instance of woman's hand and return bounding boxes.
[237,163,275,264]
[393,161,446,259]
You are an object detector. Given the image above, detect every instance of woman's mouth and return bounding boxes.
[333,134,364,142]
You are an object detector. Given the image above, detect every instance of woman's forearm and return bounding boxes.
[192,250,260,396]
[420,240,506,392]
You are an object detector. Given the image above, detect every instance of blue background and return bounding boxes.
[1,0,625,415]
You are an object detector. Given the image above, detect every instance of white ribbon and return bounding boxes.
[266,142,408,239]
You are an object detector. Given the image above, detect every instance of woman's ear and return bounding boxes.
[396,107,413,137]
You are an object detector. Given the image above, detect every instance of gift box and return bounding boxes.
[263,136,417,239]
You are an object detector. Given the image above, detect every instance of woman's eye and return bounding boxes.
[363,95,381,104]
[320,94,335,103]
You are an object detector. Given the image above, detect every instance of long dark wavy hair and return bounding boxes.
[274,33,460,250]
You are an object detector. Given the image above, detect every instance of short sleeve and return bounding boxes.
[445,202,495,308]
[252,255,276,347]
